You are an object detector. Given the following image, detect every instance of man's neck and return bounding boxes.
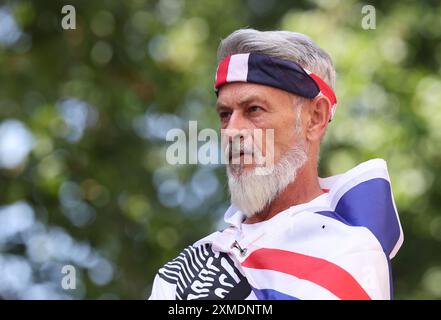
[243,163,324,224]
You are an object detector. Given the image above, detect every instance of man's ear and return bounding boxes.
[305,96,331,142]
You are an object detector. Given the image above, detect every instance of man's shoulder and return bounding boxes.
[266,210,387,260]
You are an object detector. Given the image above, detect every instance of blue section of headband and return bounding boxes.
[246,53,320,98]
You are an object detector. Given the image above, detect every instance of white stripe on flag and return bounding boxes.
[226,53,249,83]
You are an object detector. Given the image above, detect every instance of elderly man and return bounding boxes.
[149,29,403,300]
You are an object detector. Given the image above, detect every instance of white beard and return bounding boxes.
[227,141,308,218]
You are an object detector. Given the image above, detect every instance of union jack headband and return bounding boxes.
[214,53,337,121]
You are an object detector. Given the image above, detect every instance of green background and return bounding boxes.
[0,0,440,299]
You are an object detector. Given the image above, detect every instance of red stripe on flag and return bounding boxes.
[215,56,231,89]
[242,248,371,300]
[308,73,337,106]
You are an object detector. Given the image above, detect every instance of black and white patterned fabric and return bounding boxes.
[158,243,251,300]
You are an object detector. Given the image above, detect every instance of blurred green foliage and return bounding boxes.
[0,0,441,299]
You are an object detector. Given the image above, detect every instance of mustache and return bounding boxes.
[223,140,261,162]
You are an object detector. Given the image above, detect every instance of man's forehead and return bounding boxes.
[216,82,289,107]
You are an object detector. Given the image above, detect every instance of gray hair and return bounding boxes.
[217,28,336,90]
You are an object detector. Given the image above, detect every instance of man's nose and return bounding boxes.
[226,111,251,132]
[223,112,254,149]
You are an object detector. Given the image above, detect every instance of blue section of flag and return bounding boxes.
[316,178,400,257]
[252,287,299,300]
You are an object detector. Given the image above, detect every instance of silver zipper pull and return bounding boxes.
[231,240,247,257]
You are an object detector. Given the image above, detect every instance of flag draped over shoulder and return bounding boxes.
[149,159,404,300]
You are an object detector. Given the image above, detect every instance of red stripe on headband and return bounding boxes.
[215,56,231,89]
[308,72,337,106]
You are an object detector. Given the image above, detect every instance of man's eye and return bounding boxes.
[249,106,263,113]
[219,111,232,119]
